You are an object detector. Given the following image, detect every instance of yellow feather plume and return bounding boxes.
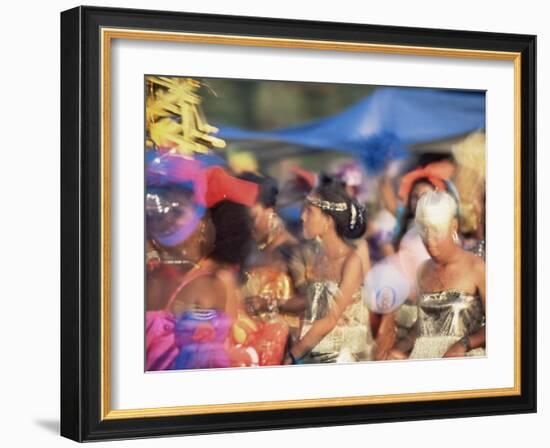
[145,76,226,156]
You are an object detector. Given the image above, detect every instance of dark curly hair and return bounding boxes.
[209,200,254,266]
[314,174,367,240]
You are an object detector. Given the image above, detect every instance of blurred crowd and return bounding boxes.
[145,129,486,370]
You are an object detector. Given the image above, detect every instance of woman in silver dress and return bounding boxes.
[283,175,374,364]
[395,190,486,359]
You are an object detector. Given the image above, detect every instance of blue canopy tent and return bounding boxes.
[215,87,486,172]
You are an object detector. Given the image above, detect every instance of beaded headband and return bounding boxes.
[305,196,363,230]
[305,196,347,212]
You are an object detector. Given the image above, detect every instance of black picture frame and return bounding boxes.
[61,5,536,442]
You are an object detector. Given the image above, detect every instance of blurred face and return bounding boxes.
[158,216,212,262]
[249,203,271,243]
[169,222,201,259]
[300,198,330,240]
[300,197,331,239]
[409,182,435,215]
[418,219,457,262]
[146,187,204,255]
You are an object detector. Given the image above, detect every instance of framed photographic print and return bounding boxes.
[60,5,537,442]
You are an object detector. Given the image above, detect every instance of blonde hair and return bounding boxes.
[415,191,457,239]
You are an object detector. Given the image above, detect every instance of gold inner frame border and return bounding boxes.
[100,27,522,420]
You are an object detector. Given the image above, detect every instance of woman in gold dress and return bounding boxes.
[284,175,374,364]
[396,190,486,359]
[237,172,304,347]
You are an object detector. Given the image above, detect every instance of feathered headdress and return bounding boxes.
[146,77,226,156]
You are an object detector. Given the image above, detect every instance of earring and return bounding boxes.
[452,231,460,245]
[198,222,207,256]
[270,212,283,234]
[199,222,206,242]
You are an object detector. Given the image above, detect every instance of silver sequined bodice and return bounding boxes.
[417,289,484,338]
[300,280,374,361]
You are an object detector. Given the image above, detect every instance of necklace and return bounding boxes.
[162,259,198,267]
[158,251,201,269]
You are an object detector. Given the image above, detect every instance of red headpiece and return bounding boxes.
[289,166,317,190]
[204,166,259,208]
[398,160,454,203]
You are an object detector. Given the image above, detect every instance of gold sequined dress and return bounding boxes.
[410,289,485,359]
[300,280,375,363]
[242,266,299,330]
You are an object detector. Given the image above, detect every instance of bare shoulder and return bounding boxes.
[176,273,223,300]
[341,249,363,281]
[344,249,362,270]
[462,250,485,273]
[215,268,236,285]
[195,273,225,290]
